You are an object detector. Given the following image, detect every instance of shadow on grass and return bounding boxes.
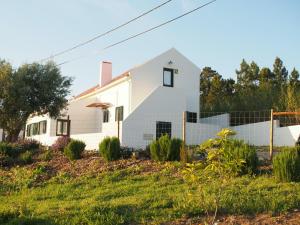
[0,216,55,225]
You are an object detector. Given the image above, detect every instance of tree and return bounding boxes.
[200,67,236,112]
[273,57,288,86]
[290,68,300,87]
[0,60,73,142]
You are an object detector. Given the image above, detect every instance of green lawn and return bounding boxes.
[1,163,300,225]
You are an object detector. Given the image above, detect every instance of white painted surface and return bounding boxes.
[186,123,221,145]
[70,133,105,150]
[200,114,230,128]
[0,129,3,141]
[122,86,186,148]
[232,120,300,147]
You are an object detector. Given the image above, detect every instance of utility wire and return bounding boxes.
[57,0,217,66]
[40,0,173,62]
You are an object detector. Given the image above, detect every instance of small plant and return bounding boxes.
[16,139,40,152]
[0,142,14,156]
[39,150,53,161]
[199,129,258,175]
[99,137,121,162]
[19,151,33,164]
[150,135,182,162]
[273,147,300,182]
[51,136,71,152]
[296,135,300,146]
[64,140,86,160]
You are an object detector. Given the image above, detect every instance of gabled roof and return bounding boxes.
[74,71,129,100]
[73,48,192,100]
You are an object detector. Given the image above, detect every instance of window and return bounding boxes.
[186,111,197,123]
[156,121,171,139]
[32,123,39,135]
[26,124,32,137]
[115,106,124,121]
[39,120,47,134]
[56,119,69,136]
[163,68,174,87]
[103,109,109,123]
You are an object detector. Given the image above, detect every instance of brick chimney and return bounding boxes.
[99,61,112,87]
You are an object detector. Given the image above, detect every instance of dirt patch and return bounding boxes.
[166,210,300,225]
[26,150,168,179]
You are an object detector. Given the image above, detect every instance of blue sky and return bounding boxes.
[1,0,299,96]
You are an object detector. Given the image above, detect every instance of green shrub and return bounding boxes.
[150,135,182,162]
[99,137,121,162]
[39,150,53,161]
[64,140,86,160]
[0,142,13,156]
[224,139,258,174]
[198,129,258,176]
[273,147,300,182]
[169,138,182,161]
[0,142,22,158]
[19,151,33,164]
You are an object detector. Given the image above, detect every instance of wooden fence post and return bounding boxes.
[117,113,120,141]
[67,115,71,137]
[269,109,274,160]
[182,111,186,145]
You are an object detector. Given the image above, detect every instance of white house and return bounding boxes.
[25,48,300,149]
[25,48,208,149]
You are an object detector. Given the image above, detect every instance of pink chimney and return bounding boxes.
[99,61,112,87]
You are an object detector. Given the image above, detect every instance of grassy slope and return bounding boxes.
[1,164,300,225]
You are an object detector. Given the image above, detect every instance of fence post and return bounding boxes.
[67,115,71,137]
[269,109,274,160]
[117,113,120,141]
[182,111,186,144]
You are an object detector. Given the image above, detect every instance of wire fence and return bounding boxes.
[1,110,300,150]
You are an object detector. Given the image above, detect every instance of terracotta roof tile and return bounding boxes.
[74,71,129,99]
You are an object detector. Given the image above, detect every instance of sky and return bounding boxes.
[1,0,299,96]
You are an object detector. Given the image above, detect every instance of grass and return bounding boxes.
[1,163,300,224]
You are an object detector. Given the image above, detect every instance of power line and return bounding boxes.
[40,0,173,62]
[57,0,217,66]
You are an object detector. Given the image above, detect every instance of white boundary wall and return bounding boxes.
[232,120,300,147]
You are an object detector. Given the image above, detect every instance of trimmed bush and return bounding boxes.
[99,137,121,162]
[0,142,13,156]
[150,135,182,162]
[19,151,33,164]
[273,147,300,182]
[64,140,86,160]
[0,142,20,158]
[51,136,71,152]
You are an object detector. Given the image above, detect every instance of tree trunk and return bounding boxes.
[6,128,22,143]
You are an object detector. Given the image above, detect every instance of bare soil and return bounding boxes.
[167,210,300,225]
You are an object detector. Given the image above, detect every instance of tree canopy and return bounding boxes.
[200,57,300,113]
[0,61,73,141]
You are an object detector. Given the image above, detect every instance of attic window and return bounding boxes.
[163,68,174,87]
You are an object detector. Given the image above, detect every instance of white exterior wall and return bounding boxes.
[130,48,200,114]
[122,86,186,148]
[25,115,57,146]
